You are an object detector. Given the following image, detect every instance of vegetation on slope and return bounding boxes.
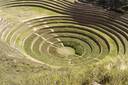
[0,0,128,85]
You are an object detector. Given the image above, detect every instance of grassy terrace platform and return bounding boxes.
[0,0,128,85]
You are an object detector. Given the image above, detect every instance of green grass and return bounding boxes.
[0,0,128,85]
[0,43,128,85]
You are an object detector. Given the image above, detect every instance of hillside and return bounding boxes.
[0,0,128,85]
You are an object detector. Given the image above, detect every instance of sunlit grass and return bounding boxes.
[0,0,128,85]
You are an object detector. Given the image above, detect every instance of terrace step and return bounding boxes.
[0,0,127,66]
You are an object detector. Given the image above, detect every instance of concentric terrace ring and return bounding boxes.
[0,0,128,67]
